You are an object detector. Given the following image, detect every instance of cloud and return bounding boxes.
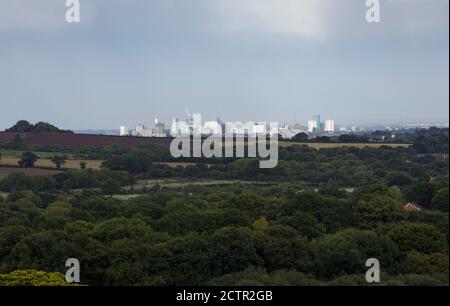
[203,0,449,43]
[210,0,331,40]
[1,0,447,42]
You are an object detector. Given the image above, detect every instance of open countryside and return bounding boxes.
[0,122,447,287]
[1,140,411,172]
[0,157,102,170]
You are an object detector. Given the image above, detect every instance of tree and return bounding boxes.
[353,193,405,228]
[5,120,71,133]
[316,136,330,143]
[33,122,66,133]
[338,134,361,143]
[259,225,311,271]
[0,270,74,286]
[208,227,262,277]
[252,216,269,231]
[383,222,447,254]
[403,251,449,275]
[5,120,33,133]
[46,201,72,218]
[104,238,152,285]
[431,187,449,212]
[406,182,437,209]
[102,153,153,174]
[80,161,87,169]
[50,155,66,169]
[18,152,38,168]
[277,212,325,239]
[311,229,400,279]
[387,172,413,187]
[287,192,353,233]
[206,267,321,286]
[292,133,309,142]
[166,234,211,285]
[101,179,121,196]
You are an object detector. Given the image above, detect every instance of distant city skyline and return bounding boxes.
[0,0,448,130]
[1,114,450,132]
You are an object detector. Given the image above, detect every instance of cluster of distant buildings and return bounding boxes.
[120,116,167,138]
[307,115,334,134]
[118,112,371,139]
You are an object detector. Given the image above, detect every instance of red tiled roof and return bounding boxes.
[404,202,423,212]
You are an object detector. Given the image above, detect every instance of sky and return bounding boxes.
[0,0,448,130]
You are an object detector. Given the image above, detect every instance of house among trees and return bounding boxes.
[404,202,423,212]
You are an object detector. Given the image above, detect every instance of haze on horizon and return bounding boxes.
[0,0,448,130]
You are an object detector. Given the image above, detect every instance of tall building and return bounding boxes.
[203,121,222,135]
[252,122,267,135]
[119,126,129,136]
[324,120,335,133]
[308,115,321,133]
[171,118,182,136]
[135,124,145,136]
[307,120,316,133]
[153,115,166,137]
[351,126,362,133]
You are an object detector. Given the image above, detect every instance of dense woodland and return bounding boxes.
[0,128,448,286]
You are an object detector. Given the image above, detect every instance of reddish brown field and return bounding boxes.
[0,167,61,178]
[0,132,172,149]
[0,132,412,151]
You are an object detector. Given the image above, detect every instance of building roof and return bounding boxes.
[404,202,423,212]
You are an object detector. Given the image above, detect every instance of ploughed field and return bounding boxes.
[0,132,172,149]
[0,132,410,150]
[0,167,61,178]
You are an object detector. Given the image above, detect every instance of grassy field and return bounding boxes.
[154,162,200,168]
[111,194,143,200]
[125,178,279,191]
[278,142,411,149]
[0,157,102,170]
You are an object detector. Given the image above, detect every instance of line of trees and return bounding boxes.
[4,120,72,134]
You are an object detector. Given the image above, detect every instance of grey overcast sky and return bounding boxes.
[0,0,448,130]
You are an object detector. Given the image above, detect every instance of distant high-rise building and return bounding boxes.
[252,122,266,135]
[308,115,321,133]
[324,120,335,133]
[135,124,145,136]
[119,126,129,136]
[308,120,315,133]
[351,126,362,133]
[203,121,222,135]
[313,115,321,132]
[152,114,166,137]
[171,118,182,136]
